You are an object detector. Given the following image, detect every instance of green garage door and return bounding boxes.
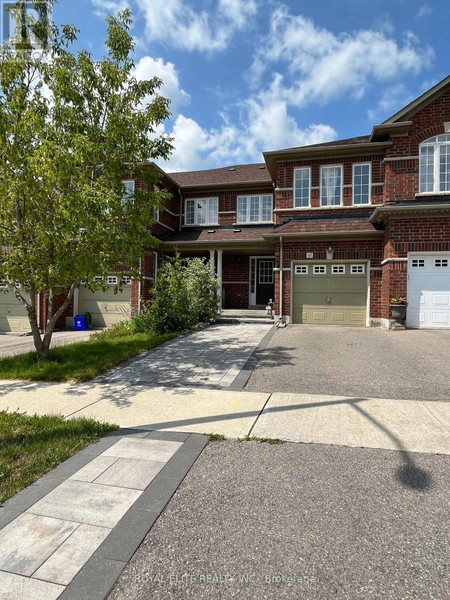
[78,283,132,328]
[292,263,367,326]
[0,286,31,333]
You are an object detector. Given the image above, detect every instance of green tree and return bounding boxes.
[0,2,172,357]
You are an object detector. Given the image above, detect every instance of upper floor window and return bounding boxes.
[353,163,371,205]
[185,198,218,225]
[122,180,135,202]
[321,165,342,206]
[236,195,273,223]
[419,135,450,193]
[293,168,311,207]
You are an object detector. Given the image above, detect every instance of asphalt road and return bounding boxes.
[109,440,449,600]
[245,325,450,401]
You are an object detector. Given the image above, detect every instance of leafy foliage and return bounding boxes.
[0,3,172,356]
[146,254,220,334]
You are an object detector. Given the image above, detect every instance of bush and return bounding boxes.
[91,320,132,340]
[146,254,220,335]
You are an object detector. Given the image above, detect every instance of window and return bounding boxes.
[259,261,274,284]
[294,168,311,207]
[236,195,273,223]
[94,276,104,282]
[411,259,425,268]
[122,276,132,285]
[435,259,449,267]
[351,264,365,274]
[295,265,308,275]
[153,252,158,280]
[321,166,342,206]
[185,198,218,225]
[313,265,326,274]
[353,164,371,205]
[0,281,7,289]
[419,135,450,193]
[122,180,135,202]
[107,276,118,285]
[332,265,345,275]
[154,208,160,222]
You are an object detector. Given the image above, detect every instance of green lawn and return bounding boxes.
[0,333,176,382]
[0,411,116,503]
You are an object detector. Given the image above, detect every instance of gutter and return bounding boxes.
[279,236,283,319]
[369,202,450,223]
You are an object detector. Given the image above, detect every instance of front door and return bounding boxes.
[256,259,275,305]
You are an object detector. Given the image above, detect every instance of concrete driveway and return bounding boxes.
[0,330,93,357]
[245,325,450,401]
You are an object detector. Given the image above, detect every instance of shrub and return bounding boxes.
[91,320,132,340]
[146,254,219,334]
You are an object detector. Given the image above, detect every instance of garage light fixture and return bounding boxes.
[326,246,334,260]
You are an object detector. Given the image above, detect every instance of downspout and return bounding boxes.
[138,258,142,315]
[178,188,182,231]
[279,235,283,319]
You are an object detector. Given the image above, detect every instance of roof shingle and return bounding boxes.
[169,163,272,188]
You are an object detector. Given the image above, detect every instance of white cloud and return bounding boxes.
[158,91,337,172]
[367,83,414,121]
[132,56,190,113]
[416,5,433,18]
[139,0,257,52]
[250,5,434,107]
[91,0,130,17]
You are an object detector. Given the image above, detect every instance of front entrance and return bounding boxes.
[292,262,367,326]
[250,257,275,306]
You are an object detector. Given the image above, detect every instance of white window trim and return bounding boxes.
[331,265,346,275]
[352,163,372,205]
[154,207,160,222]
[351,264,365,274]
[235,195,273,224]
[295,265,308,275]
[107,276,118,285]
[320,165,343,207]
[122,180,135,200]
[293,167,311,209]
[419,135,450,193]
[184,198,219,226]
[313,265,326,275]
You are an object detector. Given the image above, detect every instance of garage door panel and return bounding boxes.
[292,264,367,326]
[407,254,450,329]
[0,290,31,332]
[78,286,132,328]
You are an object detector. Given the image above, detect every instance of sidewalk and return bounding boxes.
[0,381,449,455]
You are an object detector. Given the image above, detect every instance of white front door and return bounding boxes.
[407,253,450,328]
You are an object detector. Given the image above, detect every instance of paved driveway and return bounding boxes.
[101,323,273,388]
[109,440,449,600]
[0,330,93,357]
[245,325,450,401]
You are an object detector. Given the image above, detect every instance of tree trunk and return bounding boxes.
[35,283,77,359]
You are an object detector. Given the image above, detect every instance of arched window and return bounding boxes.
[419,134,450,193]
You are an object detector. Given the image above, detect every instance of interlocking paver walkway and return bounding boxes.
[101,323,273,388]
[0,430,206,600]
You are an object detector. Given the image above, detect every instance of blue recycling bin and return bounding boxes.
[73,315,88,331]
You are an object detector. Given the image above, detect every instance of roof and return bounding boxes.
[383,74,450,124]
[263,215,378,238]
[160,225,274,245]
[169,163,272,188]
[272,135,371,153]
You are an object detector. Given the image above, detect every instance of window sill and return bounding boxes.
[183,223,219,228]
[234,221,274,225]
[277,204,371,211]
[415,192,450,197]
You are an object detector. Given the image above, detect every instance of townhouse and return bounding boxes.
[1,76,450,332]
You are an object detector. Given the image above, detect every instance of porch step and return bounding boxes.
[216,309,274,325]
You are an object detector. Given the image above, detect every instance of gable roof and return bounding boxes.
[383,74,450,123]
[169,163,272,189]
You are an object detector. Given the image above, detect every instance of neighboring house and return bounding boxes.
[1,76,450,332]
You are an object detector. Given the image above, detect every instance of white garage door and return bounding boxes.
[407,254,450,328]
[0,284,31,333]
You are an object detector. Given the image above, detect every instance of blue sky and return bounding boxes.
[54,0,449,172]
